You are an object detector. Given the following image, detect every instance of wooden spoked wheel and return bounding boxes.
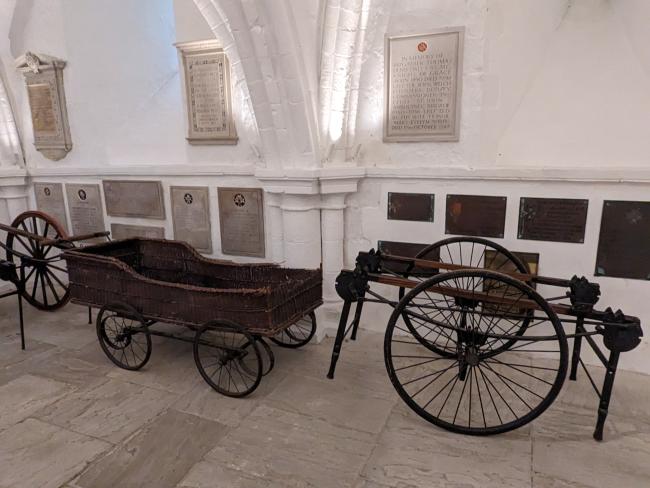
[5,211,70,310]
[270,312,317,349]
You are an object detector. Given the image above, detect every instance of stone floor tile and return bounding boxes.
[0,418,110,488]
[178,462,287,488]
[35,378,176,443]
[0,335,54,372]
[75,409,227,488]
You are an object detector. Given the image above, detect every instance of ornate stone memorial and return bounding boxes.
[110,224,165,241]
[102,180,165,219]
[65,184,105,240]
[445,194,507,238]
[387,193,435,222]
[15,52,72,160]
[218,188,265,257]
[176,40,237,145]
[384,28,464,142]
[34,182,69,233]
[171,186,212,253]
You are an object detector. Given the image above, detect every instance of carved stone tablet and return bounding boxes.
[445,194,507,238]
[384,28,464,142]
[102,180,165,219]
[65,184,105,241]
[387,193,435,222]
[378,240,431,274]
[218,188,264,257]
[171,186,212,253]
[595,201,650,280]
[176,40,237,145]
[34,183,69,234]
[518,197,588,243]
[110,224,165,241]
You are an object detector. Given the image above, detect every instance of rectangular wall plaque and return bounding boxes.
[218,188,264,257]
[387,193,435,222]
[384,27,464,142]
[485,250,539,276]
[445,194,507,238]
[595,201,650,280]
[518,197,588,243]
[65,184,105,241]
[378,240,431,274]
[171,186,212,253]
[110,224,165,241]
[176,40,238,145]
[102,180,165,219]
[34,182,69,234]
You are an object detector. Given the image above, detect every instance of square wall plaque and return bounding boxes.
[445,194,507,238]
[387,193,435,222]
[518,197,588,243]
[65,184,105,241]
[171,186,212,253]
[103,180,165,219]
[34,182,69,234]
[218,188,265,258]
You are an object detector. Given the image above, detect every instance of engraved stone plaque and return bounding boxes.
[218,188,264,257]
[171,186,212,253]
[378,240,431,274]
[518,197,588,243]
[176,40,237,145]
[384,28,464,142]
[65,184,105,240]
[387,193,435,222]
[34,183,69,234]
[110,224,165,241]
[445,194,507,238]
[102,180,165,219]
[595,201,650,280]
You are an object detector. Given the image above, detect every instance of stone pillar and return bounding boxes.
[320,194,346,302]
[281,194,322,269]
[264,192,285,263]
[0,171,28,226]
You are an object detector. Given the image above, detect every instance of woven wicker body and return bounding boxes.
[63,239,322,336]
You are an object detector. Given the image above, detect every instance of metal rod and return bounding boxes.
[327,300,352,379]
[569,316,585,381]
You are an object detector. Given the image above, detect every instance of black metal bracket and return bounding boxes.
[568,275,601,313]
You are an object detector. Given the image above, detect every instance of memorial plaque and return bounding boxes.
[102,180,165,219]
[595,201,650,280]
[518,197,588,243]
[65,184,105,241]
[171,186,212,253]
[485,250,539,277]
[387,193,435,222]
[384,27,464,142]
[110,224,165,241]
[176,40,238,145]
[34,183,69,234]
[445,194,507,238]
[218,188,264,257]
[378,240,432,274]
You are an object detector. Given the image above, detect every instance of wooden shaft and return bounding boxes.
[41,231,110,246]
[0,222,48,242]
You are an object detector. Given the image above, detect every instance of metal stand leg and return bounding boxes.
[569,316,584,381]
[88,306,92,325]
[18,293,25,350]
[327,300,352,379]
[350,297,365,341]
[593,350,620,441]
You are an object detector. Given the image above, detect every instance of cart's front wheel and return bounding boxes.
[194,320,263,397]
[96,302,152,371]
[270,311,317,349]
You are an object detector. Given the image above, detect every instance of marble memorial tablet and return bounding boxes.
[218,188,265,257]
[102,180,165,219]
[110,224,165,241]
[171,186,212,253]
[595,201,650,280]
[384,28,464,142]
[445,194,507,238]
[34,183,69,234]
[518,197,588,243]
[65,184,105,241]
[387,193,435,222]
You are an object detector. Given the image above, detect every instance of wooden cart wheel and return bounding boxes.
[270,311,317,349]
[96,302,152,371]
[194,320,263,397]
[5,211,70,310]
[399,237,532,358]
[386,269,568,436]
[241,337,275,376]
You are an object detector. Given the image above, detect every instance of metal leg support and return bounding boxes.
[327,300,352,379]
[569,316,584,381]
[350,297,365,341]
[88,307,93,325]
[593,350,620,441]
[18,293,25,350]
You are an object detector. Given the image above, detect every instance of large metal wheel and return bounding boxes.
[194,320,263,397]
[270,312,317,349]
[5,211,70,310]
[385,269,568,436]
[399,237,532,357]
[96,302,152,371]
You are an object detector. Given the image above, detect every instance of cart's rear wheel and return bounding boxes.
[241,337,275,377]
[386,269,568,436]
[5,211,70,310]
[96,302,152,371]
[194,320,263,397]
[270,312,316,349]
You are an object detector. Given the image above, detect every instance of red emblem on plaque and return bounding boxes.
[417,42,427,52]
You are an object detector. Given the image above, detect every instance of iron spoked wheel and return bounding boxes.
[5,211,70,310]
[96,303,152,371]
[241,337,275,377]
[270,312,317,349]
[399,237,532,357]
[194,320,263,397]
[386,269,568,436]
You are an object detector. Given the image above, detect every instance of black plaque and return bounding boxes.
[518,197,587,243]
[378,240,436,275]
[595,201,650,280]
[445,194,507,238]
[387,193,435,222]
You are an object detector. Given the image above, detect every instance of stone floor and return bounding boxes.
[0,300,649,488]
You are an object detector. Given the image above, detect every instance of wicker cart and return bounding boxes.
[63,238,322,397]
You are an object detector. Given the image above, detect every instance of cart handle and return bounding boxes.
[41,231,110,247]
